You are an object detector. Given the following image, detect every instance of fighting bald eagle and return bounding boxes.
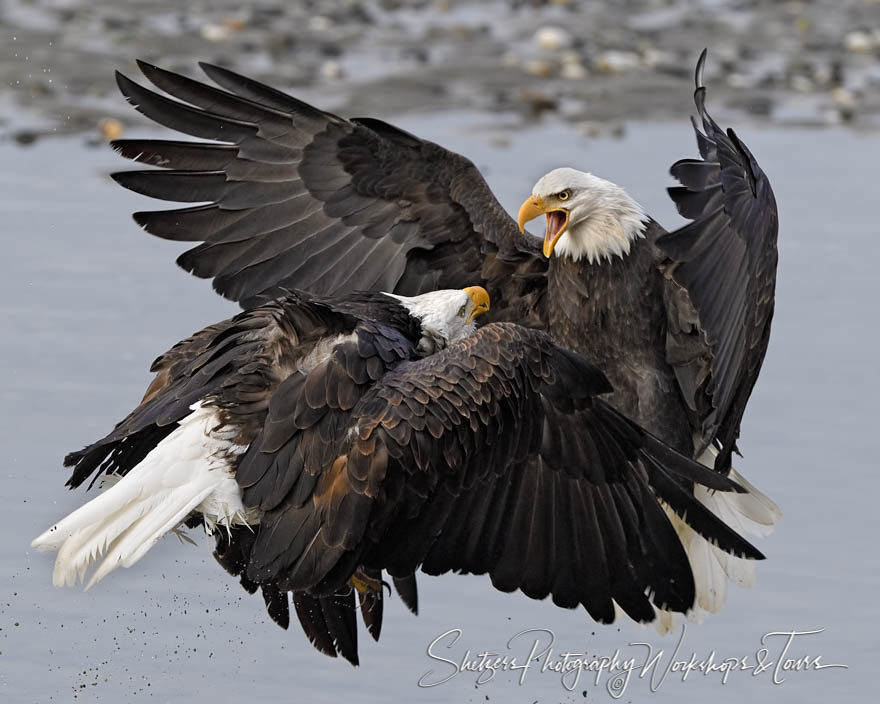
[110,50,780,619]
[32,286,485,664]
[33,285,759,665]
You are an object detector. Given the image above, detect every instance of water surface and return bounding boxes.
[1,115,876,702]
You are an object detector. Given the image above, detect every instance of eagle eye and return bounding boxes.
[557,190,571,201]
[457,304,467,318]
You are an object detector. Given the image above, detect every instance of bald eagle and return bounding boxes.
[110,50,780,620]
[33,285,759,664]
[32,287,488,663]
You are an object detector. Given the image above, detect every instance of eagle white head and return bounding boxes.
[517,167,649,264]
[388,286,491,355]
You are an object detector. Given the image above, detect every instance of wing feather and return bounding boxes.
[112,62,545,319]
[659,50,779,467]
[243,323,762,625]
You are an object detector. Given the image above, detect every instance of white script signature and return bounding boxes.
[418,626,848,695]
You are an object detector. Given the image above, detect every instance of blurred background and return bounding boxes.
[2,0,879,144]
[1,1,878,703]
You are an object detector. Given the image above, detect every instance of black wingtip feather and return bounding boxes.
[649,464,765,561]
[261,584,291,629]
[115,68,257,143]
[640,432,748,494]
[115,70,140,105]
[135,58,161,77]
[392,574,419,615]
[695,48,708,90]
[198,61,332,120]
[292,593,342,662]
[112,169,228,203]
[63,448,84,468]
[358,590,384,642]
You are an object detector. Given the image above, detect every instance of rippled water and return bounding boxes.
[1,114,876,702]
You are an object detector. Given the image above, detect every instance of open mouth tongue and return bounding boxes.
[545,211,567,240]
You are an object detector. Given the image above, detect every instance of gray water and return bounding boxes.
[1,115,877,702]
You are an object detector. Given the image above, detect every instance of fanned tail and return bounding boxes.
[655,444,781,632]
[31,403,255,589]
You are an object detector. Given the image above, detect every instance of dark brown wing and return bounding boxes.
[63,307,283,490]
[659,50,778,470]
[239,323,762,625]
[111,61,545,322]
[139,319,236,405]
[61,290,365,489]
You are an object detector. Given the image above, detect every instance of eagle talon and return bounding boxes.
[349,570,383,595]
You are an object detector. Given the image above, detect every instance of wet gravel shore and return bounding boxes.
[1,0,878,144]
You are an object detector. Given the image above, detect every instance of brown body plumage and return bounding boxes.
[543,224,692,453]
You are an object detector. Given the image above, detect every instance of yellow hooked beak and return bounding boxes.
[462,286,490,323]
[517,195,570,258]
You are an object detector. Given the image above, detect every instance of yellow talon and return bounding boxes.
[349,571,382,595]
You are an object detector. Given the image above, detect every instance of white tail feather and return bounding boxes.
[31,403,258,588]
[652,444,781,632]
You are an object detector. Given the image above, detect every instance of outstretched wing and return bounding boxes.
[239,322,762,625]
[62,291,360,490]
[111,61,545,320]
[659,50,778,470]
